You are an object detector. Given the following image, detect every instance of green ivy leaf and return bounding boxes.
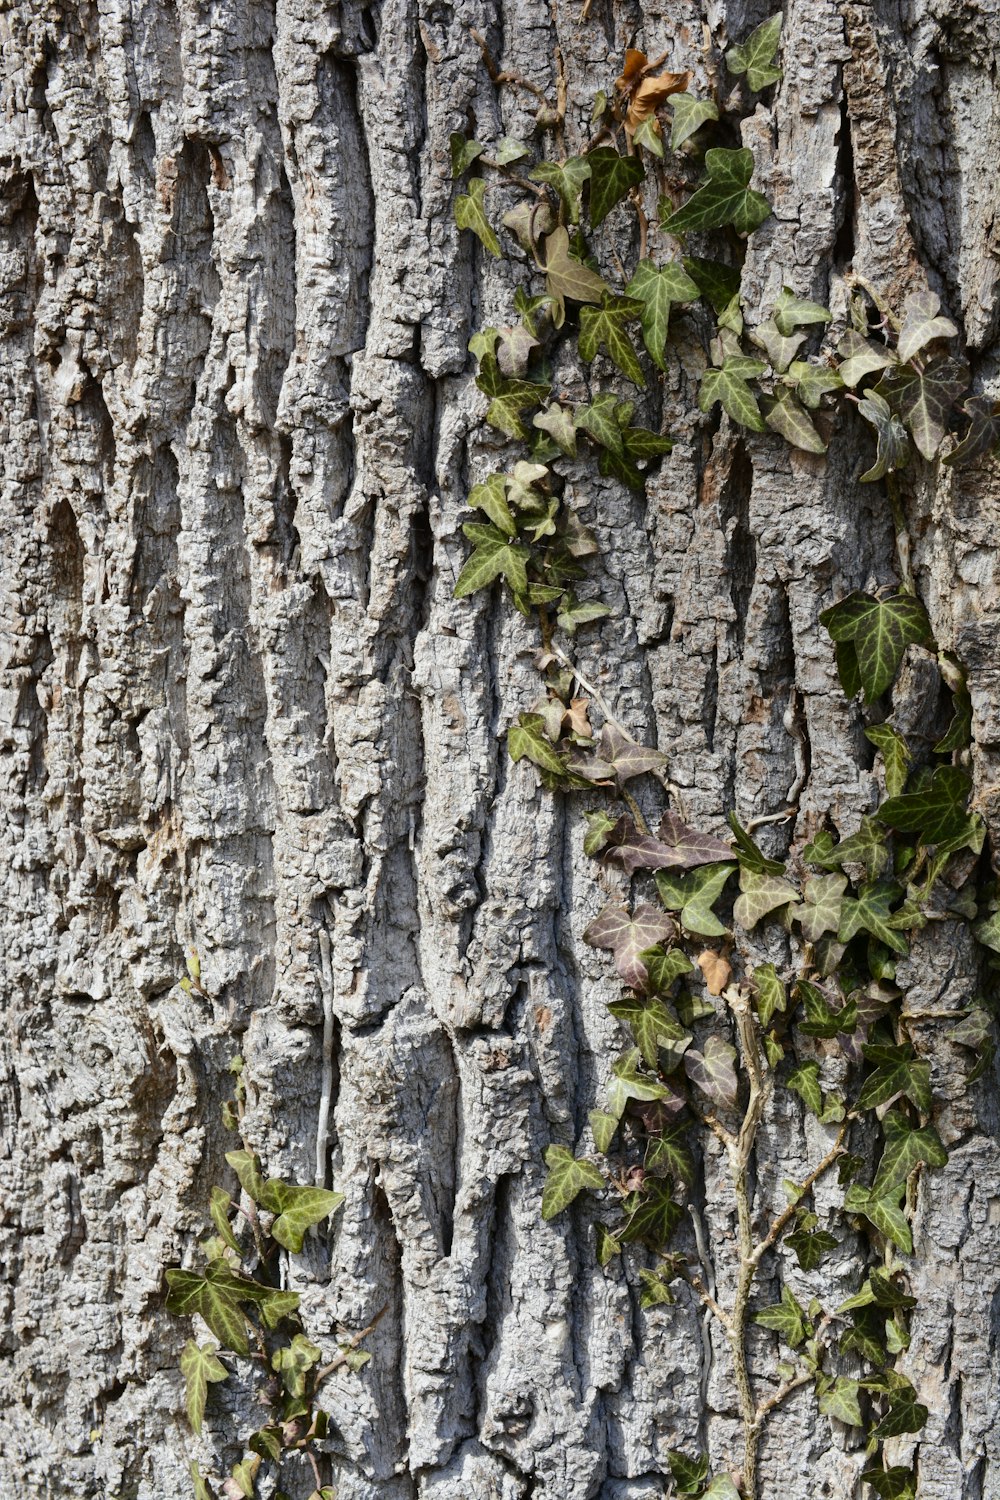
[844,1176,911,1252]
[944,394,1000,466]
[727,813,786,874]
[584,903,677,990]
[590,1109,619,1154]
[733,868,798,929]
[673,862,738,937]
[530,156,591,223]
[228,1456,260,1498]
[880,763,971,844]
[645,1122,696,1184]
[727,12,783,91]
[751,318,807,373]
[787,359,844,408]
[508,713,569,778]
[935,684,972,752]
[683,256,741,312]
[857,389,911,480]
[583,808,619,857]
[608,995,691,1070]
[632,115,664,157]
[272,1333,322,1398]
[638,1266,677,1307]
[857,1043,932,1112]
[684,1035,739,1110]
[752,963,787,1028]
[860,1464,917,1500]
[661,147,771,236]
[762,388,827,452]
[836,329,897,387]
[792,873,847,943]
[818,1376,863,1427]
[541,1144,604,1218]
[805,816,890,880]
[260,1181,344,1254]
[876,355,969,460]
[625,258,700,369]
[450,134,484,176]
[248,1426,284,1462]
[226,1150,268,1205]
[796,979,858,1038]
[667,1449,710,1494]
[494,136,531,166]
[871,1110,947,1194]
[838,880,909,955]
[190,1461,217,1500]
[786,1224,837,1270]
[701,1479,742,1500]
[896,289,959,362]
[180,1341,228,1436]
[786,1059,823,1116]
[468,473,516,536]
[166,1263,281,1356]
[819,592,930,703]
[620,1178,683,1248]
[454,177,501,255]
[208,1187,243,1256]
[865,723,912,797]
[754,1285,807,1347]
[668,92,720,149]
[587,147,645,227]
[642,944,695,993]
[579,293,647,386]
[699,360,767,431]
[866,1373,929,1439]
[542,226,609,309]
[455,524,530,600]
[607,1047,673,1114]
[772,287,832,336]
[595,1222,621,1264]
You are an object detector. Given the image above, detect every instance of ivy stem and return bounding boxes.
[314,1305,388,1386]
[748,1124,849,1270]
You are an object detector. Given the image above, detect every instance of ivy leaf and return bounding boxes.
[603,819,698,876]
[209,1187,243,1256]
[684,255,741,312]
[657,810,734,869]
[836,329,897,387]
[792,873,847,943]
[272,1333,322,1399]
[625,259,700,369]
[684,1035,739,1110]
[455,524,530,599]
[819,592,930,703]
[583,904,676,990]
[579,294,647,386]
[670,862,738,937]
[877,355,969,460]
[450,134,484,176]
[645,1122,696,1184]
[727,12,783,91]
[935,684,972,752]
[728,813,785,875]
[839,1271,917,1312]
[865,723,911,797]
[599,723,668,783]
[944,394,1000,466]
[226,1149,268,1204]
[475,352,551,440]
[608,1047,673,1115]
[762,388,827,452]
[857,1043,932,1112]
[248,1426,284,1462]
[733,868,798,929]
[508,713,569,778]
[844,1176,911,1252]
[502,198,556,257]
[860,1464,917,1500]
[595,1222,621,1264]
[818,1376,863,1427]
[773,287,832,336]
[787,1224,837,1270]
[608,995,691,1070]
[896,289,959,362]
[590,1108,620,1154]
[583,808,619,858]
[588,147,645,227]
[838,880,909,955]
[642,944,695,994]
[165,1264,277,1356]
[533,403,577,457]
[494,136,531,166]
[180,1341,228,1436]
[858,389,911,479]
[753,963,786,1028]
[796,979,858,1038]
[786,1060,823,1116]
[871,1110,947,1194]
[668,92,720,149]
[575,391,632,454]
[529,156,591,223]
[632,116,664,157]
[667,1450,710,1495]
[754,1285,807,1348]
[541,1144,604,1218]
[701,1479,742,1500]
[699,360,767,431]
[806,816,890,880]
[620,1178,683,1248]
[468,474,516,536]
[867,1375,929,1439]
[661,147,772,236]
[788,360,844,408]
[260,1181,344,1254]
[751,318,807,373]
[542,226,609,308]
[877,764,972,843]
[454,177,501,255]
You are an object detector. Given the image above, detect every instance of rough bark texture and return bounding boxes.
[0,1,998,1498]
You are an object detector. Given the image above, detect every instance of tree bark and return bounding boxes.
[1,1,998,1498]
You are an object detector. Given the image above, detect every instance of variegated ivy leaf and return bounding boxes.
[542,226,608,311]
[684,1035,739,1110]
[508,713,569,778]
[858,389,911,480]
[468,474,516,536]
[836,329,897,387]
[603,819,696,875]
[754,1285,807,1347]
[698,360,767,431]
[820,591,930,703]
[896,288,959,362]
[454,177,501,256]
[857,1042,931,1112]
[641,944,695,993]
[588,147,645,227]
[272,1333,322,1399]
[762,388,827,452]
[871,1109,947,1194]
[590,1109,620,1154]
[645,1122,696,1184]
[533,403,577,456]
[668,92,720,149]
[583,808,619,857]
[607,1046,672,1116]
[661,147,772,236]
[792,873,847,943]
[860,1463,917,1500]
[608,994,691,1070]
[595,1222,621,1264]
[583,903,676,990]
[579,294,647,387]
[944,394,1000,466]
[455,523,530,601]
[804,816,890,879]
[772,286,832,336]
[787,359,844,408]
[658,809,734,868]
[597,723,667,783]
[727,12,783,92]
[750,318,806,373]
[733,868,798,929]
[180,1341,228,1436]
[667,1449,710,1494]
[529,155,591,223]
[865,722,912,797]
[541,1144,604,1218]
[632,115,664,157]
[818,1376,863,1428]
[752,963,786,1027]
[494,136,531,166]
[625,259,700,369]
[786,1059,823,1116]
[619,1178,683,1248]
[638,1267,676,1306]
[876,355,969,460]
[450,133,484,176]
[727,813,786,875]
[878,763,972,843]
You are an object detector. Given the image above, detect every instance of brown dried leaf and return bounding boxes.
[697,950,732,996]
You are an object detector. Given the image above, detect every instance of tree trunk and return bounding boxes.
[1,1,998,1497]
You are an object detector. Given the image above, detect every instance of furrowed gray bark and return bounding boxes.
[0,0,998,1497]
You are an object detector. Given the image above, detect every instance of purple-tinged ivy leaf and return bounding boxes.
[684,1034,739,1110]
[583,903,676,990]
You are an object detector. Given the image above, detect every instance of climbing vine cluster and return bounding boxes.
[448,14,999,1500]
